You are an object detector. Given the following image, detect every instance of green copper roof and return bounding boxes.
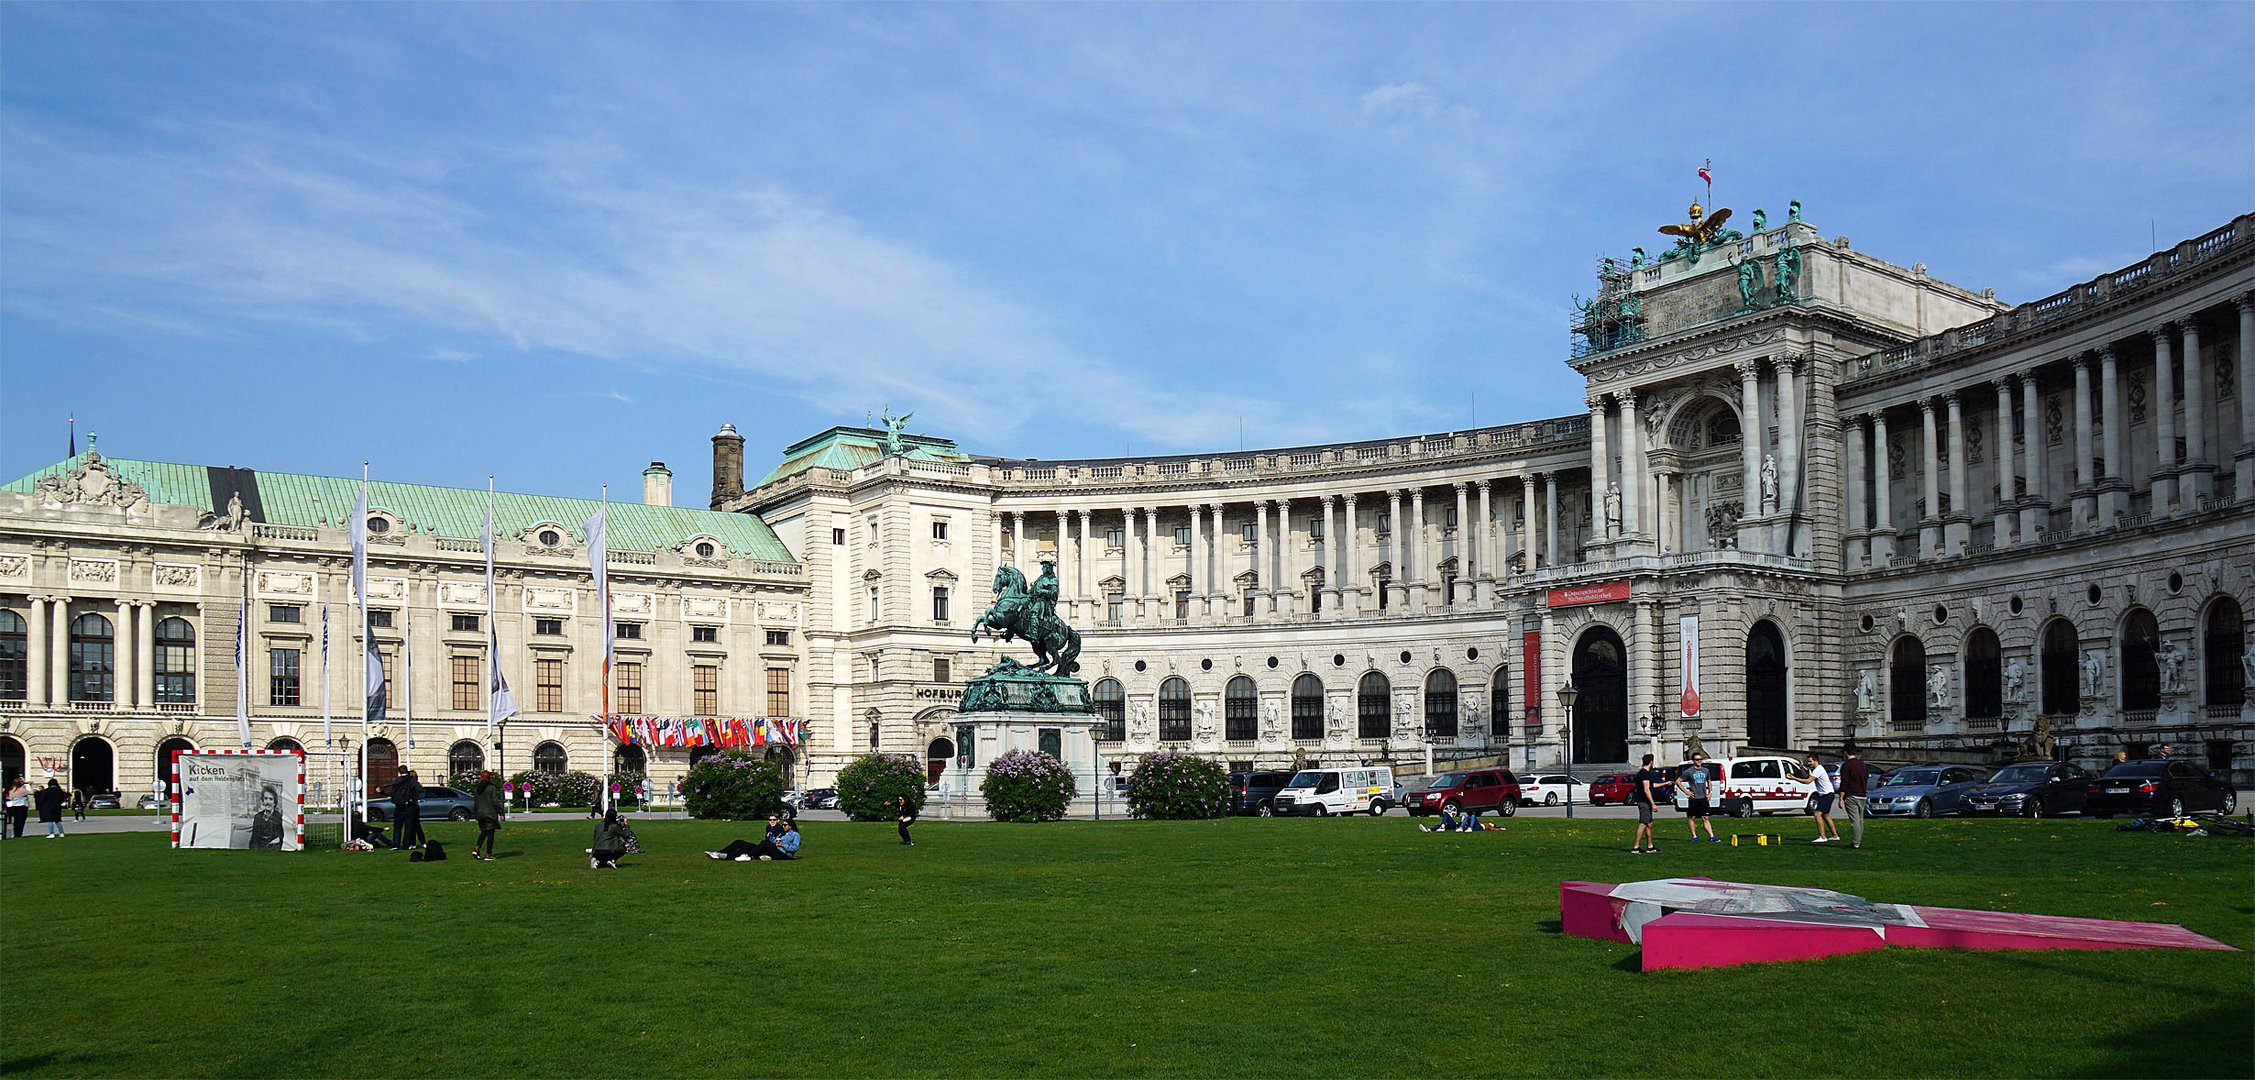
[5,453,797,564]
[753,426,968,489]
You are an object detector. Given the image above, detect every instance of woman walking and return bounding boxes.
[471,771,503,862]
[3,775,30,840]
[34,778,70,839]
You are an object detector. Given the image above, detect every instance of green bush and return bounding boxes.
[836,753,927,821]
[980,750,1076,822]
[1122,751,1230,820]
[680,752,786,820]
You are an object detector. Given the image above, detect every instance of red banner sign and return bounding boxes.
[1546,580,1631,608]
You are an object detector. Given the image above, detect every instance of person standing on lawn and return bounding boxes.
[471,771,504,862]
[3,775,29,839]
[70,787,87,822]
[1805,755,1841,843]
[1630,755,1671,854]
[893,793,917,846]
[1838,749,1870,849]
[34,778,69,838]
[389,768,425,852]
[1683,754,1719,843]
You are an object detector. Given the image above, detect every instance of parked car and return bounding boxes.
[1406,769,1521,817]
[1274,766,1396,816]
[86,790,123,810]
[1866,765,1988,818]
[781,789,807,810]
[1517,774,1580,806]
[1673,755,1820,817]
[1961,762,2095,818]
[1587,774,1635,806]
[2085,760,2239,818]
[135,793,163,810]
[802,788,840,810]
[367,785,476,822]
[1229,771,1299,816]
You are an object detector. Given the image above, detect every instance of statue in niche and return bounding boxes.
[2242,642,2255,690]
[1602,482,1623,536]
[1853,670,1878,714]
[2081,651,2106,701]
[1193,699,1217,743]
[2003,658,2027,704]
[1260,700,1282,742]
[1927,664,1952,710]
[1736,257,1764,312]
[1775,242,1803,303]
[2156,642,2185,694]
[1760,455,1780,510]
[1325,696,1347,739]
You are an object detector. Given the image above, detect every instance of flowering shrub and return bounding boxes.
[980,749,1076,822]
[508,770,600,808]
[681,752,786,820]
[836,753,927,822]
[1122,751,1230,819]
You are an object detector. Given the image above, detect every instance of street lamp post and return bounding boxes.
[1556,678,1579,820]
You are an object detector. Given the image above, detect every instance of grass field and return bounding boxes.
[2,813,2250,1078]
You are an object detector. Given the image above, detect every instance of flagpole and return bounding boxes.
[355,462,371,846]
[487,476,498,778]
[320,599,331,748]
[600,482,611,816]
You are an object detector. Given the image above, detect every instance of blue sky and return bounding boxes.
[4,3,2250,504]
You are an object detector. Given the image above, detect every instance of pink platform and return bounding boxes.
[1560,879,2237,971]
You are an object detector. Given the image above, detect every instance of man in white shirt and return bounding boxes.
[1805,755,1840,843]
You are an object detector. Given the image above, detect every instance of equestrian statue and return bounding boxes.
[971,557,1081,677]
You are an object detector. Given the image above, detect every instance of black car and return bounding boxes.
[1229,771,1297,816]
[1961,762,2094,817]
[803,788,840,810]
[2085,760,2239,818]
[367,785,477,822]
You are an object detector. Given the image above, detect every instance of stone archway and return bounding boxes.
[1571,627,1629,765]
[72,736,116,795]
[1745,621,1789,748]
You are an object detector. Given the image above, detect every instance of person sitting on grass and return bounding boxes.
[707,821,802,861]
[591,808,630,869]
[1420,807,1483,833]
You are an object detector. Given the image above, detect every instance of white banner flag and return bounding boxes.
[233,590,253,747]
[482,496,518,731]
[352,484,385,727]
[583,503,613,715]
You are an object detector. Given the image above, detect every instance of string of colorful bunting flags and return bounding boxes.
[597,715,805,750]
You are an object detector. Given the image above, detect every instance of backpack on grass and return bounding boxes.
[412,839,448,862]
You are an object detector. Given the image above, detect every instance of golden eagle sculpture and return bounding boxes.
[1658,202,1733,247]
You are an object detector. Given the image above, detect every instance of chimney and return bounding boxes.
[710,423,745,509]
[642,461,673,507]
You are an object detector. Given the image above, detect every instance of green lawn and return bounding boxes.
[3,814,2250,1078]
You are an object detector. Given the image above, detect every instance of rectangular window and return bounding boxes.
[1241,522,1256,542]
[766,667,791,716]
[450,613,480,633]
[1173,525,1190,545]
[535,657,564,713]
[934,658,951,683]
[1175,590,1191,620]
[866,518,879,543]
[1443,574,1458,605]
[1376,513,1391,535]
[1105,527,1124,548]
[616,661,644,714]
[831,527,846,545]
[269,605,302,624]
[451,655,481,711]
[1377,575,1391,610]
[368,609,394,629]
[1308,517,1324,539]
[1243,588,1258,617]
[1311,586,1322,615]
[268,647,301,707]
[615,622,643,640]
[868,588,880,621]
[1445,507,1459,528]
[379,650,396,704]
[1106,593,1124,623]
[932,520,949,541]
[932,586,951,623]
[0,620,25,701]
[765,629,791,647]
[694,665,719,715]
[691,625,719,643]
[534,617,563,636]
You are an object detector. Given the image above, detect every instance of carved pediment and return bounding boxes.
[33,452,149,512]
[924,568,958,583]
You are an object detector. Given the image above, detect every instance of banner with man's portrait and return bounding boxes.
[172,749,304,851]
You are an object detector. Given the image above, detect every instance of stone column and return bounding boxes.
[1385,490,1405,609]
[1207,502,1229,614]
[1845,415,1869,565]
[1185,503,1203,622]
[1920,398,1944,558]
[1455,483,1473,604]
[1142,508,1160,619]
[1520,475,1538,572]
[51,596,72,702]
[1408,489,1427,611]
[1870,412,1895,566]
[1250,499,1272,616]
[2152,327,2177,515]
[2019,375,2047,540]
[1010,512,1025,568]
[138,601,157,708]
[1117,508,1138,621]
[1322,496,1342,618]
[1075,510,1092,616]
[1777,357,1802,512]
[1993,381,2016,547]
[1618,392,1643,538]
[1340,494,1360,616]
[109,596,133,708]
[2098,347,2127,525]
[25,595,48,706]
[1944,392,1970,556]
[1474,481,1493,601]
[1544,475,1560,566]
[2238,296,2255,498]
[2182,319,2212,503]
[1268,499,1286,615]
[2073,356,2097,529]
[1588,397,1611,536]
[1736,360,1762,510]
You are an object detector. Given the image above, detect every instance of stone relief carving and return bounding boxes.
[758,602,802,624]
[437,582,486,608]
[0,555,28,579]
[683,596,728,620]
[1704,501,1743,548]
[256,570,314,596]
[68,559,118,584]
[2003,658,2027,704]
[523,586,575,613]
[33,453,149,512]
[363,577,407,602]
[153,564,199,588]
[1926,664,1951,709]
[1588,328,1784,384]
[614,592,655,617]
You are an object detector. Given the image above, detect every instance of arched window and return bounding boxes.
[154,616,197,704]
[2040,619,2080,715]
[1965,627,2002,720]
[69,612,115,703]
[1889,635,1926,729]
[1157,677,1191,741]
[2205,596,2245,709]
[155,737,196,788]
[613,743,646,776]
[0,735,24,788]
[450,740,486,780]
[1224,676,1257,741]
[1357,672,1390,740]
[1092,678,1125,742]
[1490,665,1512,741]
[266,737,303,755]
[0,610,25,701]
[532,741,568,775]
[1424,669,1458,738]
[2120,608,2160,712]
[1290,674,1324,741]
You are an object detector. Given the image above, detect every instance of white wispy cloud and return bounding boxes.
[1358,81,1478,124]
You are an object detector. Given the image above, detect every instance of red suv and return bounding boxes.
[1586,774,1636,806]
[1407,769,1521,817]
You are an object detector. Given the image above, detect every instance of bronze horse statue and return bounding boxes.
[970,565,1081,676]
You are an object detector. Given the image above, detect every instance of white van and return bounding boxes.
[1672,755,1816,817]
[1274,766,1397,817]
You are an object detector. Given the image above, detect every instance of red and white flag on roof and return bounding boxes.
[1697,164,1713,185]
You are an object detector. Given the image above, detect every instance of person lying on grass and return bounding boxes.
[706,821,802,861]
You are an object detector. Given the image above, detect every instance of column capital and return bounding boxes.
[1475,478,1491,493]
[1342,492,1358,505]
[2235,292,2255,313]
[1776,353,1803,374]
[1920,397,1939,415]
[1942,390,1961,409]
[1452,481,1468,493]
[2096,344,2118,364]
[1734,358,1761,380]
[1585,394,1609,413]
[2149,321,2181,341]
